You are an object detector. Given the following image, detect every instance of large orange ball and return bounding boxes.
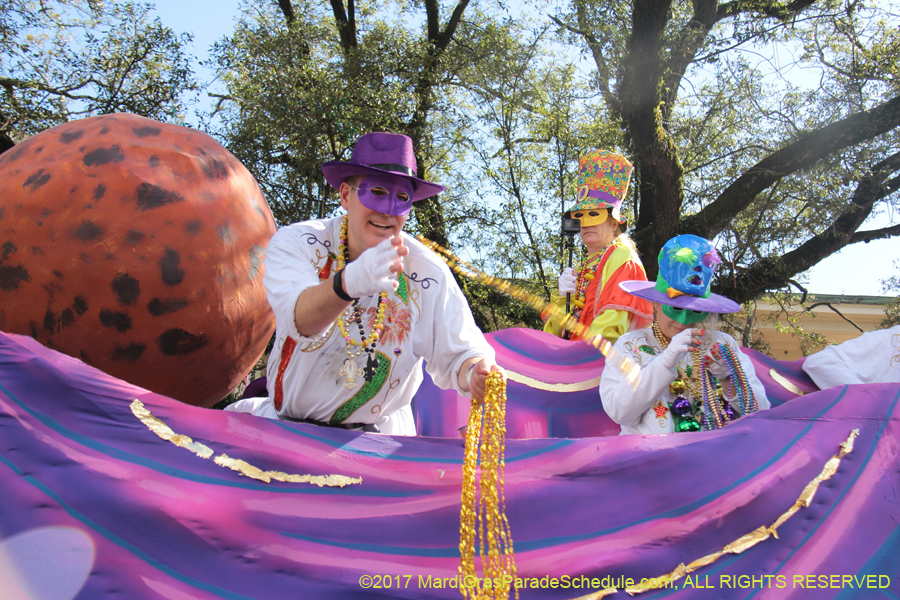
[0,113,276,407]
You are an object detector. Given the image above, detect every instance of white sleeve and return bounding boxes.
[802,326,900,387]
[802,342,865,389]
[600,339,675,427]
[422,275,495,396]
[262,227,326,342]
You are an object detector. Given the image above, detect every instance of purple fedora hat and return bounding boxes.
[322,132,445,202]
[619,234,740,313]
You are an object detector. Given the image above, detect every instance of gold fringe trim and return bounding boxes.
[618,429,858,597]
[769,368,806,396]
[130,400,362,488]
[506,370,602,392]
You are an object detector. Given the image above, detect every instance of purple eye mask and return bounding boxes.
[353,175,415,216]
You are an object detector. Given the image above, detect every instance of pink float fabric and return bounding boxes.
[1,329,898,599]
[416,328,808,439]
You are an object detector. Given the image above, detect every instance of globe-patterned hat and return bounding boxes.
[619,235,741,313]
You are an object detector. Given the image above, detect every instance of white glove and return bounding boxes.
[658,328,697,371]
[558,268,576,295]
[705,347,732,380]
[342,237,402,298]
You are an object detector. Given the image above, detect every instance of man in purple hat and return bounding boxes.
[599,235,769,435]
[236,132,498,435]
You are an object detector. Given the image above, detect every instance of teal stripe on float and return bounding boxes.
[0,379,424,497]
[832,524,900,600]
[283,533,460,558]
[271,419,575,464]
[491,389,849,552]
[743,386,900,600]
[282,388,853,556]
[0,451,257,600]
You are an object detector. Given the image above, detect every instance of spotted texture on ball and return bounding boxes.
[0,113,276,407]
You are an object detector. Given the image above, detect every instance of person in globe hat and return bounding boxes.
[542,150,653,343]
[599,234,770,435]
[228,132,499,435]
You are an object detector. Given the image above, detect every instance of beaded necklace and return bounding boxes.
[459,371,516,599]
[651,322,705,432]
[572,251,603,308]
[700,342,759,430]
[571,242,614,310]
[334,216,388,383]
[651,322,704,398]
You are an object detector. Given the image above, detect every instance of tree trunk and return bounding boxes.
[620,0,684,279]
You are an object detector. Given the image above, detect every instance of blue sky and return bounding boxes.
[149,0,242,124]
[148,1,899,298]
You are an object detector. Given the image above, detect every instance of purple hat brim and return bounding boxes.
[618,281,741,313]
[322,163,445,202]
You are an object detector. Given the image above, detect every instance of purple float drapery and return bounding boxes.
[1,329,898,599]
[414,328,814,438]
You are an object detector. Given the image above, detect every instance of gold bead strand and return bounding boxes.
[483,371,516,599]
[334,216,390,357]
[418,235,641,388]
[458,371,518,600]
[459,399,483,600]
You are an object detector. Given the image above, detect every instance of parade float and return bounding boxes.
[1,115,897,600]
